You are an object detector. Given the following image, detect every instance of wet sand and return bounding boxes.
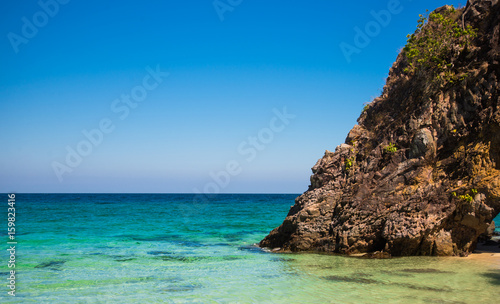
[463,240,500,267]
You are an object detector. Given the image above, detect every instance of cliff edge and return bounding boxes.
[260,0,500,256]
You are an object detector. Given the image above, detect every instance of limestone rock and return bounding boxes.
[409,128,435,159]
[260,0,500,256]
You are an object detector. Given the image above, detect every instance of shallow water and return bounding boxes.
[2,194,499,303]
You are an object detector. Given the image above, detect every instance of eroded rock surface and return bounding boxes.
[260,0,500,256]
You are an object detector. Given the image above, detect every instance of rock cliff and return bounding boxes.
[260,0,500,256]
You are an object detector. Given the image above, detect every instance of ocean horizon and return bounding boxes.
[3,0,500,303]
[2,193,499,303]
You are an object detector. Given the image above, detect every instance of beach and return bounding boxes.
[2,193,498,304]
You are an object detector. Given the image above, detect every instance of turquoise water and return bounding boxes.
[2,194,499,303]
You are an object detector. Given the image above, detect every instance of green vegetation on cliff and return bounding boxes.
[402,6,477,80]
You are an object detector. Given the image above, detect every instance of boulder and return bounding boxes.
[260,1,500,256]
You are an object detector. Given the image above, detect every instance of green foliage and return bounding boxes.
[384,143,398,154]
[362,104,370,114]
[402,7,477,78]
[458,193,474,203]
[452,188,478,203]
[345,157,354,171]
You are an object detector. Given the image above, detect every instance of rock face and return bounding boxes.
[260,0,500,256]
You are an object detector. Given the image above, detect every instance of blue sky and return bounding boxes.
[0,0,464,193]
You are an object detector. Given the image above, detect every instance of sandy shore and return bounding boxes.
[462,241,500,267]
[347,240,500,268]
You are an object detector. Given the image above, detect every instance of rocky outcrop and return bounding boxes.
[260,0,500,256]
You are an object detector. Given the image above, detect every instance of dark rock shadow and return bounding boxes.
[481,270,500,285]
[34,260,65,270]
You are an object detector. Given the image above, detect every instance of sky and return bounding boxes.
[0,0,465,194]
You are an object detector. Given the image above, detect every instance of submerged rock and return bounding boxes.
[34,260,65,270]
[361,251,392,259]
[261,0,500,256]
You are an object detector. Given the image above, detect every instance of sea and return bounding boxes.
[1,193,499,304]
